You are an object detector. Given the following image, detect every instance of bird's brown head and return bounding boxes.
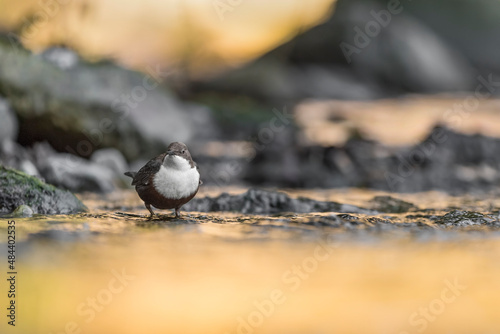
[163,142,194,169]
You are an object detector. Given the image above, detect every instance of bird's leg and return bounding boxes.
[174,207,181,218]
[145,203,155,218]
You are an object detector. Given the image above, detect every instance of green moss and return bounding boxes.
[370,196,418,213]
[0,165,87,215]
[1,166,49,188]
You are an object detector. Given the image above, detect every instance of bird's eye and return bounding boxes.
[181,150,185,154]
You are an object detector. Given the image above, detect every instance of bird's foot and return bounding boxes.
[145,203,155,220]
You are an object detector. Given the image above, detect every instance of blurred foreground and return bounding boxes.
[2,187,500,334]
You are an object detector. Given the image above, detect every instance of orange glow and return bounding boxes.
[0,0,336,75]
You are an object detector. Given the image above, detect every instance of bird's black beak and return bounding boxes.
[166,150,174,156]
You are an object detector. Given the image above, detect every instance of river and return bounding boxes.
[1,187,500,334]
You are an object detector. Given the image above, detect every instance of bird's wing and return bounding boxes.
[196,164,203,185]
[131,153,166,187]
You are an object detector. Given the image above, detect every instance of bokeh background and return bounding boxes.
[2,0,500,194]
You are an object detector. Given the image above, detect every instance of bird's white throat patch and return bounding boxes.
[163,155,191,171]
[153,156,199,199]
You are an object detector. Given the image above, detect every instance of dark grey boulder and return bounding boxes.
[0,166,87,215]
[183,188,375,214]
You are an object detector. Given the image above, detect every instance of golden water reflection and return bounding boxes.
[2,188,500,334]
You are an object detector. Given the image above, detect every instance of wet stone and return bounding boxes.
[183,188,373,215]
[369,196,418,213]
[434,210,495,227]
[10,205,33,218]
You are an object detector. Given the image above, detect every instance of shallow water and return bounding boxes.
[2,187,500,334]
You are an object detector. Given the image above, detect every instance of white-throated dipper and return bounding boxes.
[124,142,201,218]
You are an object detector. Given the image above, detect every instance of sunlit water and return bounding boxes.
[2,187,500,334]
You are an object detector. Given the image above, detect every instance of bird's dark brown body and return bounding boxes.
[125,142,201,218]
[135,170,199,211]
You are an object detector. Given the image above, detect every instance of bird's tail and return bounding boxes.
[124,171,137,179]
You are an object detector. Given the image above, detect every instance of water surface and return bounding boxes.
[2,187,500,334]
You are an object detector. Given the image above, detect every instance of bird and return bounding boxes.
[124,142,202,218]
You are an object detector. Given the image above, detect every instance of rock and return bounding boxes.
[10,205,33,218]
[434,210,495,227]
[0,166,87,215]
[91,148,128,175]
[0,140,18,167]
[39,154,115,193]
[1,141,119,193]
[243,127,371,188]
[183,188,375,214]
[242,127,303,187]
[0,34,217,161]
[369,196,418,214]
[0,139,39,176]
[244,126,500,193]
[40,47,80,70]
[19,159,39,176]
[0,97,17,142]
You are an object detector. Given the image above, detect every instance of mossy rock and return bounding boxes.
[0,166,87,215]
[370,196,418,213]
